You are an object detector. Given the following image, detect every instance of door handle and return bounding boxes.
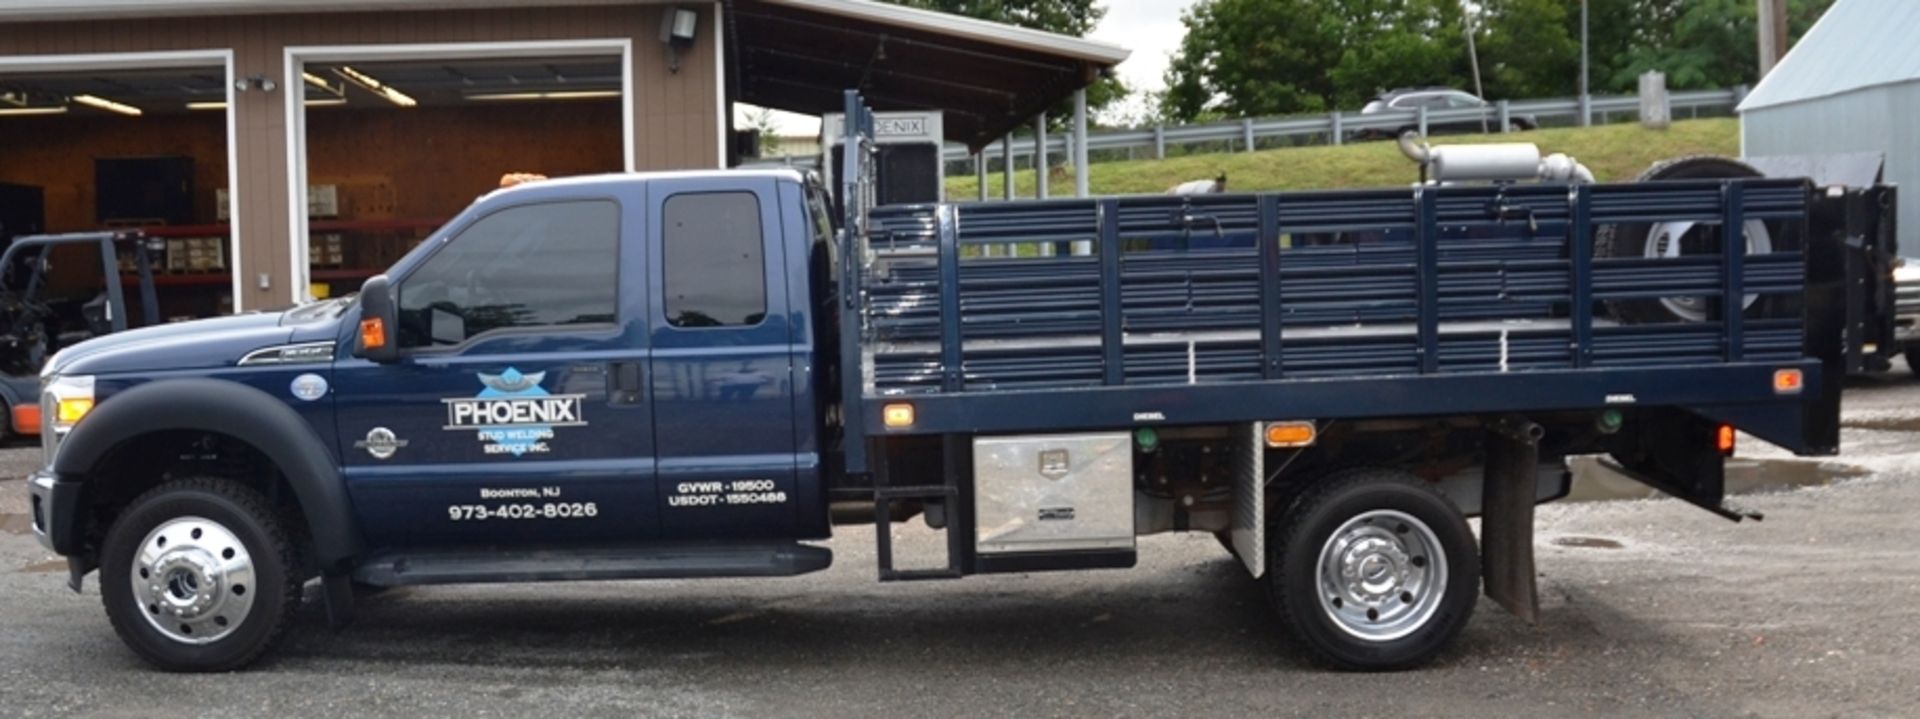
[611,361,644,405]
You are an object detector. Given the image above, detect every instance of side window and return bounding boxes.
[1446,93,1485,109]
[397,200,619,349]
[663,191,767,328]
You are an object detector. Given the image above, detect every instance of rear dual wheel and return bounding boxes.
[1266,469,1479,671]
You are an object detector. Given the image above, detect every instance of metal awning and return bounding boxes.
[730,0,1128,151]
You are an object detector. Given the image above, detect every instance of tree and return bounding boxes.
[1580,0,1836,93]
[1472,0,1579,99]
[1162,0,1468,122]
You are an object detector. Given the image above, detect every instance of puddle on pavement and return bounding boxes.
[0,513,31,535]
[1551,536,1624,549]
[1564,456,1870,503]
[1839,416,1920,433]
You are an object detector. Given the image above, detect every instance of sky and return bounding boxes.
[738,0,1193,137]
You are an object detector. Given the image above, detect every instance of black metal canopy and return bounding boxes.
[729,0,1127,152]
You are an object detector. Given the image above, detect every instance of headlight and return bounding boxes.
[44,375,95,434]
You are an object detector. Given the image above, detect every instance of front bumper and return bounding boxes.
[27,471,83,555]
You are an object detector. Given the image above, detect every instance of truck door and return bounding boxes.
[332,193,658,547]
[647,177,800,539]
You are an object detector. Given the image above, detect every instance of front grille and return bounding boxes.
[1899,279,1920,319]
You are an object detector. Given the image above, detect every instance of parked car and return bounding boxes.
[1354,87,1535,140]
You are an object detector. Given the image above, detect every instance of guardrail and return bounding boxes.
[943,87,1747,166]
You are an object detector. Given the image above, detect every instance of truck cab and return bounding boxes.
[29,170,843,670]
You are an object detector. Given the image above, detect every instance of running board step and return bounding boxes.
[352,542,832,587]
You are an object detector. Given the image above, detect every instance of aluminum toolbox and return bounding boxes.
[973,432,1133,555]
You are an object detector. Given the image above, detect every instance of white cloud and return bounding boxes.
[1091,0,1197,120]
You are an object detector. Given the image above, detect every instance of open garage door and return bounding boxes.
[287,44,631,301]
[0,55,237,327]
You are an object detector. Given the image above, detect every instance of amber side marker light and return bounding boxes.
[882,403,915,428]
[359,318,387,350]
[1716,424,1736,456]
[1265,421,1317,448]
[1773,368,1804,394]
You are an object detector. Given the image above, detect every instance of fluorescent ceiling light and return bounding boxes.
[466,90,621,102]
[72,94,142,116]
[0,106,67,116]
[187,101,227,111]
[333,66,416,108]
[306,98,347,107]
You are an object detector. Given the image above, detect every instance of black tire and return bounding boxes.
[1595,155,1794,324]
[1906,346,1920,377]
[100,478,304,672]
[1266,468,1478,671]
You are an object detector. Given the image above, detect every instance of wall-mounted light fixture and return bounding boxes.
[660,5,699,74]
[234,76,277,92]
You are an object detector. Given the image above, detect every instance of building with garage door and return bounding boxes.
[1738,0,1918,257]
[0,0,1126,317]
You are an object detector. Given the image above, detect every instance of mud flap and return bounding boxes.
[1481,418,1542,623]
[1229,423,1265,578]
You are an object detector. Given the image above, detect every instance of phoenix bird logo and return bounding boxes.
[478,369,546,394]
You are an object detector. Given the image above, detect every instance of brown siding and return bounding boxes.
[0,3,721,310]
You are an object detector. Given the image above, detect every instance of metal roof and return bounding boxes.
[730,0,1126,150]
[1737,0,1920,112]
[0,0,1128,67]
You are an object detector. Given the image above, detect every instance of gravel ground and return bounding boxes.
[1,374,1918,717]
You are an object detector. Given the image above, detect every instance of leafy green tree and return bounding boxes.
[1473,0,1579,99]
[1579,0,1836,93]
[1161,0,1841,123]
[1163,0,1468,121]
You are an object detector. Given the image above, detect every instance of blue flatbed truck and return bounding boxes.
[27,95,1846,672]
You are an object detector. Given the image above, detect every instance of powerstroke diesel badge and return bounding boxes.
[442,368,587,456]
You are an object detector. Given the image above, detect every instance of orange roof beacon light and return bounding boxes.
[500,172,549,188]
[1716,424,1736,456]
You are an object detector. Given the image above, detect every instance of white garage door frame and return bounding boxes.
[282,38,635,304]
[0,49,242,308]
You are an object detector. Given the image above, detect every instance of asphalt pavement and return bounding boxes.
[2,373,1919,717]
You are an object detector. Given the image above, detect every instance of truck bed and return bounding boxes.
[839,179,1840,465]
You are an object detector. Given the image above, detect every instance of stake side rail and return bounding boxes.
[848,177,1841,456]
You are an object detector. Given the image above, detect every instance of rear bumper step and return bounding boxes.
[352,542,833,587]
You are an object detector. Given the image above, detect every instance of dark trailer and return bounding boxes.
[829,95,1842,666]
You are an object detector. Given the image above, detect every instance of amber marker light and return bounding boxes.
[1265,421,1317,448]
[883,403,915,428]
[1773,368,1804,394]
[359,317,387,350]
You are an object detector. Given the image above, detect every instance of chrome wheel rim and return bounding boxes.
[130,516,256,645]
[1316,509,1447,642]
[1644,219,1773,322]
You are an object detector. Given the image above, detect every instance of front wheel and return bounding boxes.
[100,478,305,672]
[1266,468,1479,671]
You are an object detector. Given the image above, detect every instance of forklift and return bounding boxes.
[0,231,160,440]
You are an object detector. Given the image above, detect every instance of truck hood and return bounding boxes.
[44,302,347,377]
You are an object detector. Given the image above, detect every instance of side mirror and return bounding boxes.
[353,274,400,363]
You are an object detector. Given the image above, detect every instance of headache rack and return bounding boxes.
[831,93,1844,475]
